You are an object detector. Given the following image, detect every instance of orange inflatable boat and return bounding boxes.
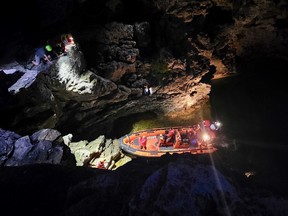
[119,120,221,157]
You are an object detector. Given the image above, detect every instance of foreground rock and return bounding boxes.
[1,128,288,216]
[0,128,74,166]
[0,154,287,216]
[0,128,130,169]
[66,134,131,169]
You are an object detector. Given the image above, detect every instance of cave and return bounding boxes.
[1,0,288,215]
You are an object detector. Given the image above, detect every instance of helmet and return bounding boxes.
[45,45,52,52]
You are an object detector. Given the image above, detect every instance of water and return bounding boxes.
[209,58,288,197]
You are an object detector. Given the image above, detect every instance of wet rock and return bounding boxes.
[0,128,73,166]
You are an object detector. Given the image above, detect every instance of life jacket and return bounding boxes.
[139,136,147,146]
[203,120,211,127]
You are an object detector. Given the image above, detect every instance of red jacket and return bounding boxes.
[140,136,147,147]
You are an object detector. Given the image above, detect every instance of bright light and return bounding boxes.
[212,121,222,130]
[69,37,74,43]
[203,133,210,141]
[215,121,221,127]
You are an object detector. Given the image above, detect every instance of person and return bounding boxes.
[97,160,106,169]
[202,120,211,128]
[60,33,75,53]
[47,35,66,56]
[61,33,74,45]
[187,128,198,147]
[158,134,165,147]
[173,132,182,148]
[193,124,201,133]
[143,85,150,95]
[32,46,52,66]
[149,86,154,95]
[139,136,147,150]
[54,42,66,55]
[45,43,59,60]
[166,128,175,144]
[45,40,63,58]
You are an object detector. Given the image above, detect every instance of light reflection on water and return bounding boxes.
[111,101,213,138]
[130,102,212,132]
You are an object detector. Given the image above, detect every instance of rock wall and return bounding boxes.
[0,0,287,140]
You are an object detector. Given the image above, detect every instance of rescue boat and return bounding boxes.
[119,120,221,157]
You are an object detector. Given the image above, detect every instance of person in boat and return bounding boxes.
[193,124,201,133]
[187,128,198,147]
[173,132,181,148]
[173,130,190,149]
[139,136,147,150]
[202,119,211,128]
[158,134,165,147]
[165,128,175,144]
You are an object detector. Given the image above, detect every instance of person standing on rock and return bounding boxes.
[32,46,52,66]
[143,85,150,95]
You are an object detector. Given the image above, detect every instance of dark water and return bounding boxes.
[209,58,288,197]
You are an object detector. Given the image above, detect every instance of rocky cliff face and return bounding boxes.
[1,0,287,140]
[1,0,287,139]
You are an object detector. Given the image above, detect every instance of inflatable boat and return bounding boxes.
[119,120,221,157]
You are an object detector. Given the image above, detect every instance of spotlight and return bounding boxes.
[203,133,210,141]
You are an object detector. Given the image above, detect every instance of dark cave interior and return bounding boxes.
[1,1,288,216]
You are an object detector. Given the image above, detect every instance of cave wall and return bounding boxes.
[0,0,287,139]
